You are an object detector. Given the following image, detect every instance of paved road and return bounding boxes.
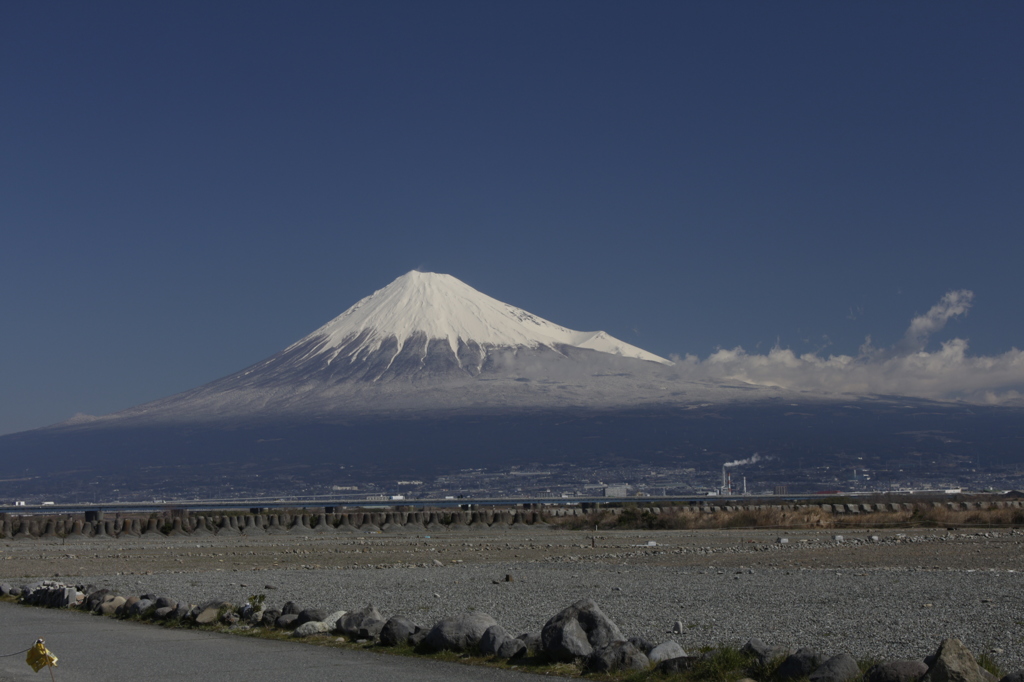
[0,603,541,681]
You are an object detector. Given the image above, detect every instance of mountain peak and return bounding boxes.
[295,271,671,367]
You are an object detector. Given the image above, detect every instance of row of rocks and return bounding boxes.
[9,579,1023,681]
[685,500,1023,515]
[0,510,554,540]
[3,499,1021,540]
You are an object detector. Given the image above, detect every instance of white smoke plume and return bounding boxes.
[890,289,974,357]
[672,290,1024,405]
[724,453,763,468]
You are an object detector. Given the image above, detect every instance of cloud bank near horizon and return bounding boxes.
[672,290,1024,405]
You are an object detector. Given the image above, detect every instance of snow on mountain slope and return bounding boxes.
[74,271,712,425]
[296,271,671,367]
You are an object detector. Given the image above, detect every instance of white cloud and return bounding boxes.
[891,289,974,356]
[673,290,1024,404]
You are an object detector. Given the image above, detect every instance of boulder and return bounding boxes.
[422,612,499,653]
[337,605,386,639]
[921,639,990,682]
[261,608,282,628]
[281,601,302,615]
[119,595,140,616]
[292,620,332,637]
[128,598,155,617]
[778,648,825,680]
[98,596,126,616]
[866,660,930,682]
[194,601,231,625]
[86,589,112,612]
[275,613,300,629]
[480,624,511,656]
[999,674,1024,682]
[585,641,650,672]
[324,610,347,629]
[153,606,176,620]
[811,653,862,682]
[295,608,326,627]
[649,641,687,664]
[154,596,177,610]
[541,598,625,662]
[379,616,423,647]
[497,638,527,659]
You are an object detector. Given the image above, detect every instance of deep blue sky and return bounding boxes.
[2,2,1023,434]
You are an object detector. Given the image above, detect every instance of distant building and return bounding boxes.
[604,485,628,497]
[773,485,789,495]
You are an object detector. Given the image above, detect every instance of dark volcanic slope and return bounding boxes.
[2,399,1022,499]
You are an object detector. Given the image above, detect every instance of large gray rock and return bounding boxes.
[497,638,527,659]
[778,648,825,680]
[422,612,499,652]
[194,601,231,625]
[649,641,687,664]
[128,598,155,617]
[480,625,511,656]
[323,610,347,629]
[921,639,989,682]
[275,614,300,629]
[261,608,282,627]
[292,620,332,637]
[337,605,386,639]
[585,641,650,672]
[379,616,423,647]
[85,589,112,612]
[98,596,126,616]
[295,608,326,627]
[999,674,1024,682]
[541,598,625,662]
[866,660,930,682]
[811,653,862,682]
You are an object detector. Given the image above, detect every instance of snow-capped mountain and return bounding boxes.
[296,270,670,372]
[90,271,705,425]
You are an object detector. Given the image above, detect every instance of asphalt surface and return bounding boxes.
[0,602,540,681]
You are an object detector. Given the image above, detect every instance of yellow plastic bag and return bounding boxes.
[26,639,57,673]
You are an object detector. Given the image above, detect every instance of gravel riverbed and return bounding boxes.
[6,527,1024,672]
